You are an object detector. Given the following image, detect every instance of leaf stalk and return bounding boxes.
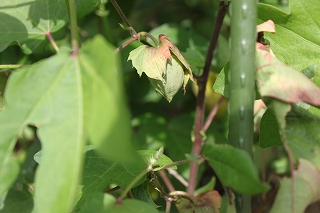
[68,0,80,56]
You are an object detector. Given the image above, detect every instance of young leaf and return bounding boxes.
[270,159,320,213]
[203,144,269,195]
[0,0,68,53]
[138,150,177,171]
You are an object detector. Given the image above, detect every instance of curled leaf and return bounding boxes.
[149,56,184,102]
[257,20,276,33]
[128,34,193,101]
[256,43,320,106]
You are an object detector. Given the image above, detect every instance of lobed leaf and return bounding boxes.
[0,35,138,213]
[0,0,68,53]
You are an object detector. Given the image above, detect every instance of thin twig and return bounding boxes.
[202,95,225,132]
[283,139,295,213]
[168,191,196,204]
[187,1,230,195]
[109,0,138,37]
[0,64,27,69]
[159,170,175,192]
[165,199,172,213]
[167,168,189,187]
[161,159,191,170]
[45,32,59,52]
[115,36,139,53]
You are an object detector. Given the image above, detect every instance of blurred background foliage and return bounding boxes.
[0,0,291,212]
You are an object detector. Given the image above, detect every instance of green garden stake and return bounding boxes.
[229,0,257,212]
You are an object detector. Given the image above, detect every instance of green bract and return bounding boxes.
[128,34,193,102]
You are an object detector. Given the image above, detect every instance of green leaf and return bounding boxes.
[258,0,320,73]
[132,113,167,150]
[131,181,160,208]
[212,62,229,97]
[0,35,138,213]
[80,35,138,162]
[128,34,193,101]
[0,0,68,53]
[270,159,320,213]
[148,56,184,102]
[138,150,177,171]
[81,149,146,195]
[259,109,282,148]
[0,183,34,213]
[0,52,83,213]
[77,193,158,213]
[286,105,320,169]
[0,156,19,197]
[0,73,7,111]
[128,44,171,83]
[195,176,216,196]
[203,144,269,195]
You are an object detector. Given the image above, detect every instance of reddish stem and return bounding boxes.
[45,32,59,52]
[202,95,225,132]
[187,2,229,195]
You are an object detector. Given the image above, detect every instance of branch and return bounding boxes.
[45,32,59,53]
[187,1,229,195]
[109,0,138,37]
[68,0,79,56]
[202,95,225,132]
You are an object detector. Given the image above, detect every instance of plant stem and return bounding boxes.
[0,65,27,69]
[97,2,115,44]
[115,37,139,53]
[167,168,189,187]
[138,32,159,47]
[169,191,196,204]
[68,0,79,56]
[161,158,191,170]
[159,170,175,192]
[45,32,59,52]
[187,1,229,196]
[109,0,138,37]
[229,0,257,212]
[202,95,225,132]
